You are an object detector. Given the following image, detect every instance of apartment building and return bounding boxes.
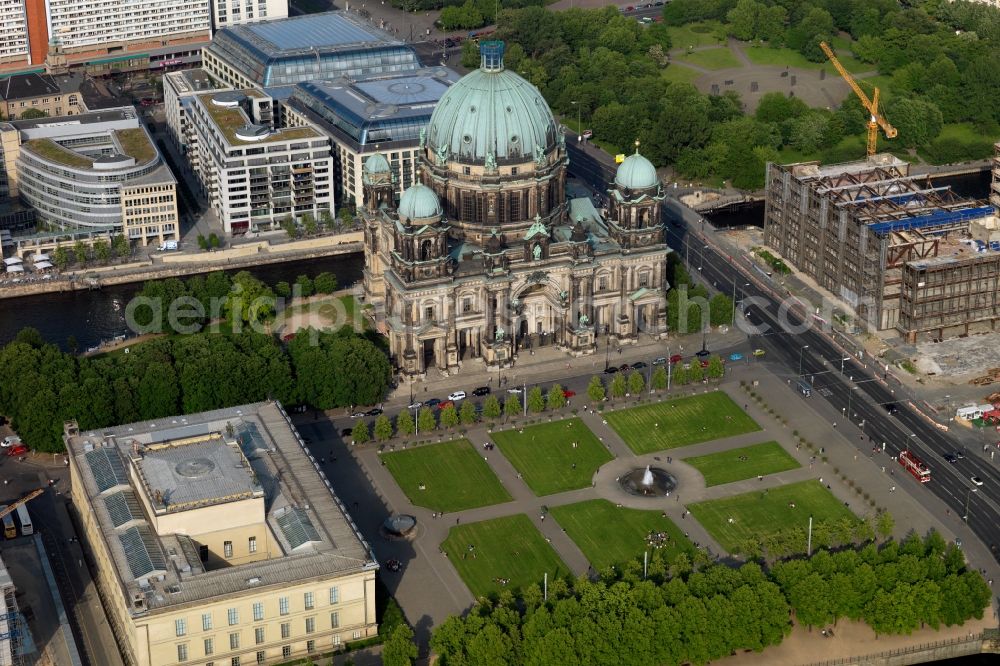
[0,0,30,66]
[212,0,286,29]
[202,11,420,89]
[1,71,86,119]
[0,106,179,244]
[187,89,333,234]
[65,401,379,666]
[285,67,460,209]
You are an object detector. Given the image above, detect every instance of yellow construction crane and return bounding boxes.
[0,488,44,522]
[820,41,897,157]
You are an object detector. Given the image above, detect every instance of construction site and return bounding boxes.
[763,153,998,342]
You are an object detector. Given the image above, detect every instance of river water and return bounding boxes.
[0,171,990,349]
[0,254,364,349]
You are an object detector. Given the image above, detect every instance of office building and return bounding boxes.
[0,106,179,244]
[212,0,287,29]
[187,89,333,234]
[763,155,998,340]
[65,401,379,666]
[286,67,460,209]
[202,11,420,89]
[362,42,671,374]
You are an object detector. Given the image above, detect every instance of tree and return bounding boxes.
[302,212,318,236]
[197,235,208,251]
[505,395,522,418]
[610,373,627,398]
[461,39,480,68]
[876,511,895,541]
[688,361,704,383]
[225,271,276,324]
[73,241,89,265]
[274,281,292,299]
[281,215,298,238]
[53,246,70,271]
[319,209,334,231]
[397,409,415,436]
[527,386,546,413]
[353,420,370,445]
[707,355,725,379]
[314,272,338,294]
[672,363,689,386]
[208,233,221,249]
[482,394,502,420]
[459,399,478,425]
[338,207,354,228]
[628,370,646,395]
[418,406,437,433]
[112,234,130,259]
[19,108,48,119]
[295,275,314,298]
[382,623,418,666]
[587,375,606,402]
[374,414,393,442]
[709,293,733,326]
[440,404,459,428]
[651,366,668,390]
[93,239,111,264]
[547,383,566,410]
[884,97,943,148]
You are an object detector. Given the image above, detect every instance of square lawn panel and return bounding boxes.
[441,514,568,599]
[688,480,856,552]
[605,391,760,454]
[380,439,511,512]
[683,441,801,486]
[490,418,613,496]
[549,499,694,571]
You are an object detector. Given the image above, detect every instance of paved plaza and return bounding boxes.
[293,359,988,648]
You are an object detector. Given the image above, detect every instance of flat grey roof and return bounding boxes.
[244,12,399,54]
[354,71,455,106]
[137,436,261,510]
[11,106,138,130]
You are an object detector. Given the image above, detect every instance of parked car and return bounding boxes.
[729,352,744,361]
[652,356,667,366]
[943,453,957,464]
[753,348,766,357]
[437,400,455,411]
[408,401,423,409]
[971,476,984,486]
[699,359,710,368]
[695,349,711,358]
[472,386,491,396]
[506,387,524,394]
[424,398,442,408]
[669,354,683,364]
[604,366,619,374]
[883,402,899,415]
[582,129,594,139]
[619,363,631,372]
[365,407,383,417]
[6,444,27,456]
[562,389,576,398]
[340,428,353,437]
[448,391,467,401]
[631,361,647,370]
[1,436,21,448]
[350,411,367,418]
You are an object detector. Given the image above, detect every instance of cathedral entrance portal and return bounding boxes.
[421,339,435,371]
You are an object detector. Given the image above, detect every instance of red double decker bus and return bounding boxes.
[899,449,931,483]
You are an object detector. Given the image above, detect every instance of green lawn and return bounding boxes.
[550,499,694,571]
[662,63,702,85]
[683,441,801,486]
[380,439,511,512]
[606,391,761,454]
[667,21,727,49]
[675,47,741,71]
[688,480,855,552]
[441,514,568,598]
[490,418,613,496]
[744,45,873,74]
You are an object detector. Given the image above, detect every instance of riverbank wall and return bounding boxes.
[0,233,364,301]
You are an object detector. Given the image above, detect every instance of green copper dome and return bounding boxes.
[364,153,390,174]
[615,151,659,190]
[426,41,558,163]
[398,183,442,220]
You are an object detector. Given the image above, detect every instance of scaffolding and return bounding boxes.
[764,156,996,335]
[0,555,23,666]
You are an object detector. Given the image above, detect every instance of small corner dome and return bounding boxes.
[615,152,658,190]
[398,183,442,220]
[364,153,391,174]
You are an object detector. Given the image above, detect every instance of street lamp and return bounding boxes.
[964,486,977,523]
[798,345,810,377]
[570,100,582,138]
[605,336,611,370]
[846,385,859,420]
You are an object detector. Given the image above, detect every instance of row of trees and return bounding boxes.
[48,234,131,270]
[431,530,990,665]
[666,254,735,334]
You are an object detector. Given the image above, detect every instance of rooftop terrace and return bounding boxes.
[198,92,319,146]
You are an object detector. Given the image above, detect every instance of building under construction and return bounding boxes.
[763,154,999,342]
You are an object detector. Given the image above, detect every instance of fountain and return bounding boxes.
[381,514,418,540]
[619,465,677,497]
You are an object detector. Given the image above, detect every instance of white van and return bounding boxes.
[158,240,179,251]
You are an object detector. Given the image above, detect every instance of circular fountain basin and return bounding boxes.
[619,467,678,497]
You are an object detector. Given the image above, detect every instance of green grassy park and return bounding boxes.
[666,21,727,49]
[683,441,801,486]
[490,418,613,496]
[688,480,856,552]
[549,499,694,571]
[441,514,568,598]
[606,391,761,454]
[674,47,741,70]
[743,45,872,74]
[380,439,512,512]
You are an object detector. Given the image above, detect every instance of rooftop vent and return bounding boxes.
[246,577,261,586]
[211,91,246,107]
[235,124,272,142]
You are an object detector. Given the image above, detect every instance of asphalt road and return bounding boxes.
[672,224,1000,561]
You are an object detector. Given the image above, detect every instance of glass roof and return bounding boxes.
[276,507,321,550]
[119,525,166,580]
[104,489,144,528]
[85,447,130,493]
[244,13,392,53]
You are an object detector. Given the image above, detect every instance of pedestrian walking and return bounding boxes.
[456,517,460,525]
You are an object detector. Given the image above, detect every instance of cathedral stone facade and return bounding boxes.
[362,42,671,377]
